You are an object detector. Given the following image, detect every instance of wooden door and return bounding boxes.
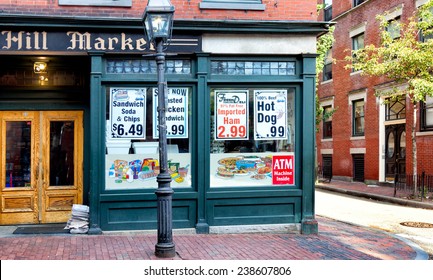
[40,111,83,223]
[0,111,83,225]
[0,111,39,224]
[385,124,406,181]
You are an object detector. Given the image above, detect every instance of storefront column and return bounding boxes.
[195,53,210,234]
[88,52,104,235]
[301,54,318,234]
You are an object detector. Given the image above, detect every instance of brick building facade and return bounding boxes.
[0,1,327,233]
[317,0,433,184]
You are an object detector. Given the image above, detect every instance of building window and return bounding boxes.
[210,61,295,76]
[324,3,333,21]
[421,96,433,131]
[387,17,401,40]
[353,99,365,136]
[352,33,365,52]
[210,88,295,187]
[105,87,192,190]
[200,0,265,10]
[106,59,191,75]
[323,105,333,139]
[420,6,433,41]
[59,0,132,7]
[385,97,406,121]
[323,49,333,81]
[352,33,364,71]
[353,0,366,7]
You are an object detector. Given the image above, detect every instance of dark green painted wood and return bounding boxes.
[208,197,301,226]
[88,52,104,235]
[300,54,318,234]
[99,191,198,202]
[100,200,196,230]
[206,189,302,199]
[195,53,210,234]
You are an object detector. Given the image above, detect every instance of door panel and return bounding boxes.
[0,111,39,224]
[41,111,83,223]
[385,124,406,181]
[0,111,83,225]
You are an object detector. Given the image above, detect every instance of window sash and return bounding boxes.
[421,96,433,130]
[353,100,365,136]
[353,0,366,7]
[323,106,333,139]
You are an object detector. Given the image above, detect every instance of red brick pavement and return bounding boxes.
[0,216,420,260]
[316,180,433,209]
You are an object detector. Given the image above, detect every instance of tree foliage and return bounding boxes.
[316,24,335,127]
[346,0,433,191]
[347,0,433,103]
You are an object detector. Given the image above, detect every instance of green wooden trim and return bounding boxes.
[207,189,303,199]
[195,53,211,233]
[300,55,318,234]
[100,200,196,231]
[88,53,104,235]
[99,191,198,202]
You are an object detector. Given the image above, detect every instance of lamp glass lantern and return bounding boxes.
[142,0,175,44]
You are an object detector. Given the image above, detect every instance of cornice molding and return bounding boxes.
[0,14,330,35]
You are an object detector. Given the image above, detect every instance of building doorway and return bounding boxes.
[385,124,406,182]
[0,111,83,225]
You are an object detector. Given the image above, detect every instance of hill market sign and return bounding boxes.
[0,30,201,53]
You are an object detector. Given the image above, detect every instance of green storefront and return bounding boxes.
[0,16,327,234]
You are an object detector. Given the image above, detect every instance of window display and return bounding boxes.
[210,88,295,187]
[105,87,191,190]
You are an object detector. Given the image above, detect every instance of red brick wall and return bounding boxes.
[316,0,433,182]
[0,0,318,21]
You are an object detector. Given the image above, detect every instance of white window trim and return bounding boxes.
[320,149,333,155]
[320,97,334,108]
[417,0,429,8]
[350,22,367,38]
[416,131,433,136]
[384,4,403,21]
[59,0,132,7]
[350,148,366,154]
[348,89,367,106]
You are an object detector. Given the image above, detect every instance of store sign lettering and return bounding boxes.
[0,30,201,53]
[215,90,249,140]
[254,90,288,140]
[272,154,294,185]
[153,88,189,139]
[109,88,146,140]
[66,32,146,51]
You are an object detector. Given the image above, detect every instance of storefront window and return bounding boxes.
[210,88,295,187]
[106,59,191,75]
[105,87,191,190]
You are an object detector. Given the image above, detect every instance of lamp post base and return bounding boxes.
[155,243,176,258]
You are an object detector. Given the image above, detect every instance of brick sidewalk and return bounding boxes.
[0,216,424,260]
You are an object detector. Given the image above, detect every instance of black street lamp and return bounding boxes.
[142,0,176,258]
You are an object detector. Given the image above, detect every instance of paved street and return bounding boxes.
[316,188,433,256]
